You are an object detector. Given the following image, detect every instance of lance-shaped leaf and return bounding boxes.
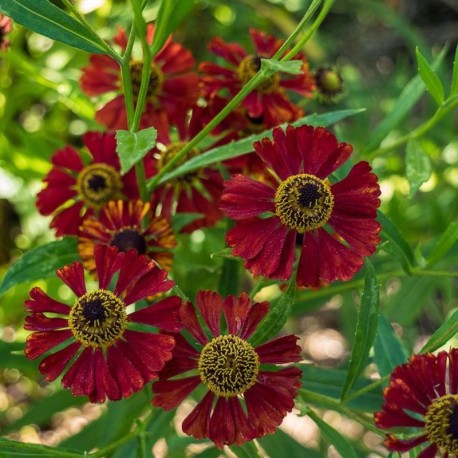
[261,58,303,77]
[406,139,432,197]
[421,308,458,353]
[416,47,445,106]
[426,222,458,267]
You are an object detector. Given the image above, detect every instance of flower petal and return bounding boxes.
[255,335,302,364]
[38,342,81,381]
[25,287,70,315]
[196,290,223,338]
[181,390,214,439]
[153,376,201,410]
[25,329,73,360]
[179,301,208,346]
[57,261,86,296]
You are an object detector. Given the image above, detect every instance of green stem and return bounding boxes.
[299,389,383,435]
[342,375,389,404]
[60,0,121,62]
[119,25,137,129]
[367,95,458,159]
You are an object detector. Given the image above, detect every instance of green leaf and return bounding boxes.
[363,46,447,153]
[218,258,240,297]
[451,45,458,96]
[0,0,107,54]
[306,408,358,458]
[374,314,408,377]
[0,438,82,457]
[171,213,202,233]
[150,0,194,56]
[259,429,322,458]
[0,238,78,297]
[421,308,458,353]
[261,58,303,77]
[157,109,365,184]
[378,210,414,272]
[116,127,157,174]
[250,283,295,346]
[341,262,379,400]
[405,139,432,197]
[426,222,458,267]
[416,47,445,105]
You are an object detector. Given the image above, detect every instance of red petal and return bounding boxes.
[158,356,198,379]
[207,36,246,66]
[38,342,80,381]
[240,301,269,340]
[50,202,85,237]
[209,397,237,449]
[223,292,250,336]
[51,146,84,171]
[25,329,73,360]
[384,434,429,452]
[181,390,214,439]
[257,367,302,399]
[95,96,129,131]
[25,287,69,315]
[61,347,94,398]
[93,348,121,402]
[114,250,154,296]
[84,131,118,166]
[153,376,201,410]
[57,261,86,296]
[179,301,208,346]
[255,335,302,364]
[94,244,123,290]
[196,290,223,337]
[24,313,68,331]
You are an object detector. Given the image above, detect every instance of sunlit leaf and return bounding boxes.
[405,139,432,197]
[416,47,445,105]
[261,58,303,77]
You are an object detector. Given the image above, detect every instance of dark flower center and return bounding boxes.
[315,67,344,98]
[198,334,259,397]
[68,290,127,348]
[425,394,458,453]
[237,54,280,94]
[77,163,123,208]
[275,174,334,233]
[111,228,147,254]
[129,61,164,101]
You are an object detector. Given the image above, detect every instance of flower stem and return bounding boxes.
[342,375,389,404]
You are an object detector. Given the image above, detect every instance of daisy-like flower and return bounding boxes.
[375,350,458,457]
[78,199,176,275]
[24,245,182,403]
[80,24,199,136]
[0,14,12,52]
[220,125,381,288]
[152,290,302,448]
[199,28,315,128]
[147,105,226,233]
[36,132,138,236]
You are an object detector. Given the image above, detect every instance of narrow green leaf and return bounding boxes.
[364,46,447,153]
[416,47,445,105]
[374,314,408,377]
[157,109,365,184]
[421,308,458,353]
[0,238,78,297]
[171,213,202,233]
[451,45,458,96]
[0,0,106,54]
[378,210,414,272]
[405,139,432,197]
[218,258,240,297]
[0,437,81,457]
[341,262,379,400]
[259,429,322,458]
[426,222,458,267]
[306,408,358,458]
[116,127,157,174]
[150,0,194,56]
[261,58,303,77]
[250,284,295,346]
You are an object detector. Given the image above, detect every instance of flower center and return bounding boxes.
[315,67,344,97]
[77,163,123,208]
[237,55,280,94]
[68,290,127,348]
[111,228,147,254]
[198,334,259,397]
[425,394,458,454]
[274,174,334,233]
[129,60,164,101]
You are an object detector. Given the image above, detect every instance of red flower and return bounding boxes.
[78,199,176,275]
[24,245,182,403]
[199,28,315,128]
[375,351,458,457]
[220,125,381,288]
[147,106,226,233]
[36,132,138,236]
[80,24,200,137]
[0,14,12,52]
[152,291,302,448]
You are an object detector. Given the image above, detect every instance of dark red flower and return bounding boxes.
[78,199,176,275]
[0,14,12,52]
[24,245,182,403]
[199,28,315,128]
[36,132,138,236]
[152,290,302,448]
[147,106,226,233]
[80,24,199,137]
[220,125,381,288]
[375,351,458,457]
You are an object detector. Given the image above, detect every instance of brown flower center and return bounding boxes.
[68,290,127,348]
[315,67,344,97]
[237,54,280,94]
[275,174,334,233]
[129,60,164,101]
[77,163,123,208]
[111,228,147,254]
[425,394,458,454]
[198,334,259,397]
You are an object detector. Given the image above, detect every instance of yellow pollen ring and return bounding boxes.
[425,394,458,454]
[274,173,334,233]
[68,290,127,348]
[237,54,280,94]
[76,163,123,209]
[198,334,259,397]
